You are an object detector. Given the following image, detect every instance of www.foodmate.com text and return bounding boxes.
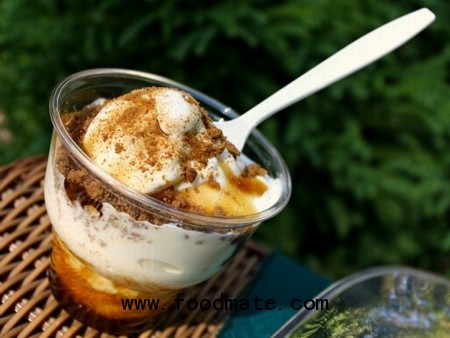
[121,293,329,312]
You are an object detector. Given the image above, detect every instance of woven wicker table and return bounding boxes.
[0,156,269,338]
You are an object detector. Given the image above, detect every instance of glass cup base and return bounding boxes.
[49,234,176,335]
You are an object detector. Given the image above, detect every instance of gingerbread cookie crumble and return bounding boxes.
[56,86,269,220]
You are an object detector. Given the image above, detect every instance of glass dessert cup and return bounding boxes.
[44,68,291,334]
[272,266,450,337]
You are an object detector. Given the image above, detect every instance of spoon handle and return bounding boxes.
[241,8,435,129]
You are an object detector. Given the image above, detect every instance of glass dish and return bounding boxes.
[272,265,450,337]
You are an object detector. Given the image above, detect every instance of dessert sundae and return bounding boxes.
[44,69,290,333]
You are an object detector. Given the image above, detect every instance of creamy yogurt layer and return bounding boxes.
[45,155,282,290]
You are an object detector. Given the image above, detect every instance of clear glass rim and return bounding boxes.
[313,265,450,302]
[49,68,292,228]
[272,265,450,337]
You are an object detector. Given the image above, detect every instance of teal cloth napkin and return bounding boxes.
[218,251,331,338]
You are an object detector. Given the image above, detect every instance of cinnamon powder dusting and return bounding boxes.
[58,87,269,219]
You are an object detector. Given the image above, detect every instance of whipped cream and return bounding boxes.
[81,87,275,217]
[83,88,207,194]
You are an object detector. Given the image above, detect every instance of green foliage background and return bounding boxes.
[1,0,449,279]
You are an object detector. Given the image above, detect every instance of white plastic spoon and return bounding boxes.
[214,8,435,151]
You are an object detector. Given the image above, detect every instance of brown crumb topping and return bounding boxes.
[242,163,268,178]
[55,87,269,223]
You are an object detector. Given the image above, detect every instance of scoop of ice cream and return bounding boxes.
[83,87,207,194]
